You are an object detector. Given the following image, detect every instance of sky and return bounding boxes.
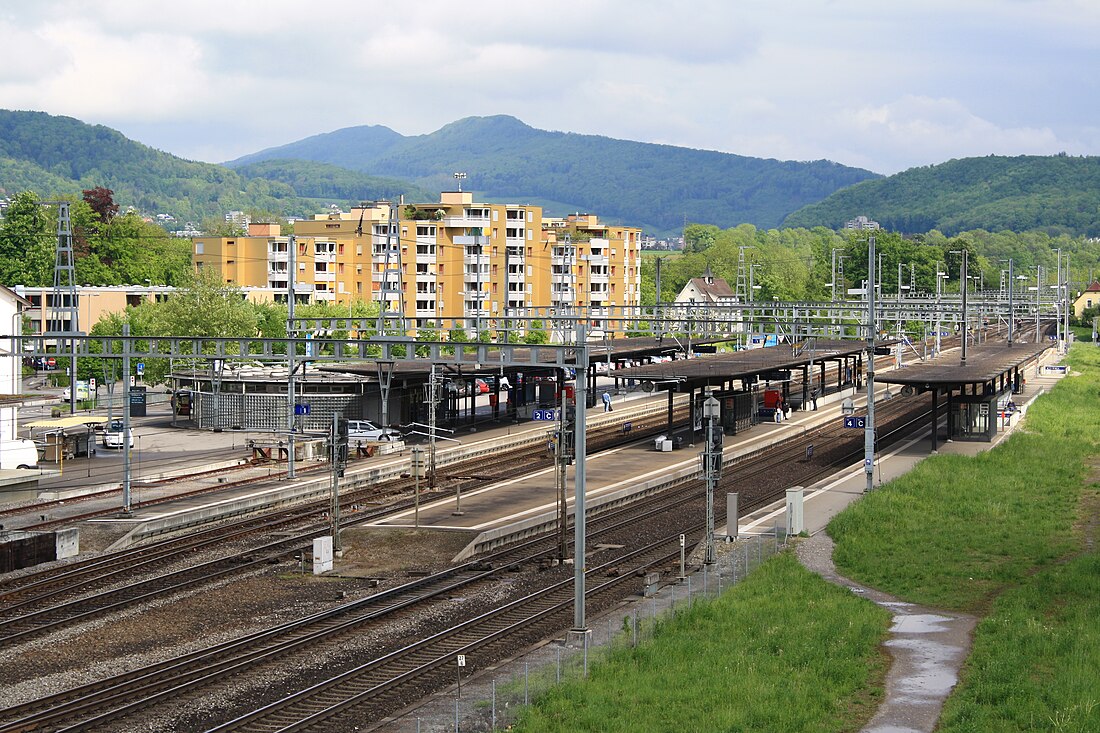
[1,0,1097,175]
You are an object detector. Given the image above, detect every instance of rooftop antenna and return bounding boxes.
[453,172,467,192]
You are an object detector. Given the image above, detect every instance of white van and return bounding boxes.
[0,439,40,470]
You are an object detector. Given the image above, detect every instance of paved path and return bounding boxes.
[796,533,976,733]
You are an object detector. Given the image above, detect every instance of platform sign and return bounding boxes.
[294,403,311,416]
[843,416,866,429]
[136,362,145,376]
[532,409,557,421]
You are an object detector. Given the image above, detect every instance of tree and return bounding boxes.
[82,187,119,225]
[0,191,53,286]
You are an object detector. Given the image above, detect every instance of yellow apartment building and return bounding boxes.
[15,285,283,342]
[192,193,643,336]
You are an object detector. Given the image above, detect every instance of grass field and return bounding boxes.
[511,345,1100,732]
[831,344,1100,730]
[512,553,890,732]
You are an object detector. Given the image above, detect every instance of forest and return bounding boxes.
[644,223,1099,307]
[783,154,1100,237]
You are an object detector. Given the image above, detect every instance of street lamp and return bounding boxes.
[453,172,467,192]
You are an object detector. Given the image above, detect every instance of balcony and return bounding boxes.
[314,271,336,283]
[453,235,488,246]
[443,215,490,229]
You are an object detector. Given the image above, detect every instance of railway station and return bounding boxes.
[877,341,1052,448]
[607,338,875,446]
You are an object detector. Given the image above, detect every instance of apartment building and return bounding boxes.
[15,285,284,341]
[192,193,643,335]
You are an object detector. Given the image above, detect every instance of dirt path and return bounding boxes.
[795,533,976,733]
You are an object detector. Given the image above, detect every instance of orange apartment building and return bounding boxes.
[192,192,643,335]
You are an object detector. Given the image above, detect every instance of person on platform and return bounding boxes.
[810,386,819,411]
[774,401,784,423]
[602,391,612,412]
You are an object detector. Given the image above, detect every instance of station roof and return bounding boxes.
[876,342,1052,388]
[25,416,108,429]
[609,339,872,385]
[319,335,731,380]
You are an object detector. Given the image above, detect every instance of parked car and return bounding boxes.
[346,420,401,442]
[0,439,40,470]
[103,420,134,449]
[474,378,490,394]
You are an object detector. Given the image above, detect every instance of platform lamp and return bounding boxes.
[453,172,466,192]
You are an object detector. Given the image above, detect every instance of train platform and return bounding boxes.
[369,345,1067,561]
[735,345,1067,539]
[369,377,881,559]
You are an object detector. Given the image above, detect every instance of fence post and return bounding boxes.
[525,661,529,706]
[492,679,496,730]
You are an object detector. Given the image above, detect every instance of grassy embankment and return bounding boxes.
[832,344,1100,731]
[513,345,1100,732]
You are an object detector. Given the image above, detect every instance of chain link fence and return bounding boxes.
[378,530,789,732]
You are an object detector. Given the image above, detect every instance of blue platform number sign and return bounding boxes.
[532,409,557,421]
[136,362,145,376]
[844,416,866,429]
[294,403,311,416]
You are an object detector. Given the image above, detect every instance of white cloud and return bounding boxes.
[0,1,1097,173]
[836,96,1073,172]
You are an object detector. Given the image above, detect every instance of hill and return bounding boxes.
[0,110,426,224]
[783,154,1100,237]
[226,115,880,235]
[232,159,435,204]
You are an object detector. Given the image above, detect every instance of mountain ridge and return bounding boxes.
[225,114,880,234]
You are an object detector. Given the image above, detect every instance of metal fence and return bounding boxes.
[380,531,788,732]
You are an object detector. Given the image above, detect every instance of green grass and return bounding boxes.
[938,550,1100,732]
[829,346,1100,613]
[828,343,1100,730]
[511,553,890,733]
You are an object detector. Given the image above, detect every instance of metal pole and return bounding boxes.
[573,322,588,632]
[961,250,968,364]
[1036,265,1041,343]
[935,262,943,356]
[428,364,438,489]
[412,446,422,528]
[1064,253,1071,354]
[122,323,132,514]
[865,236,876,494]
[330,413,341,552]
[287,234,297,478]
[1056,249,1062,347]
[702,388,720,564]
[1007,259,1014,345]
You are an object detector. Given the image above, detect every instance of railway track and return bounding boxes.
[0,402,688,646]
[0,396,938,731]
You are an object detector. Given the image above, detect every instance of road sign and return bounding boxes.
[294,403,311,416]
[843,416,866,429]
[532,409,557,421]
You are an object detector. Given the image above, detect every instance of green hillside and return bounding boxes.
[0,110,426,224]
[783,155,1100,237]
[227,115,880,235]
[233,159,435,204]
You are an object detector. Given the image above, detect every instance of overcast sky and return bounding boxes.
[2,0,1097,174]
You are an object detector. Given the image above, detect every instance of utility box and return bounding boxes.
[55,528,79,560]
[726,493,739,541]
[312,535,333,575]
[785,487,805,536]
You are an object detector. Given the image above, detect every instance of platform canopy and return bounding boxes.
[876,342,1052,390]
[25,416,108,429]
[610,338,877,388]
